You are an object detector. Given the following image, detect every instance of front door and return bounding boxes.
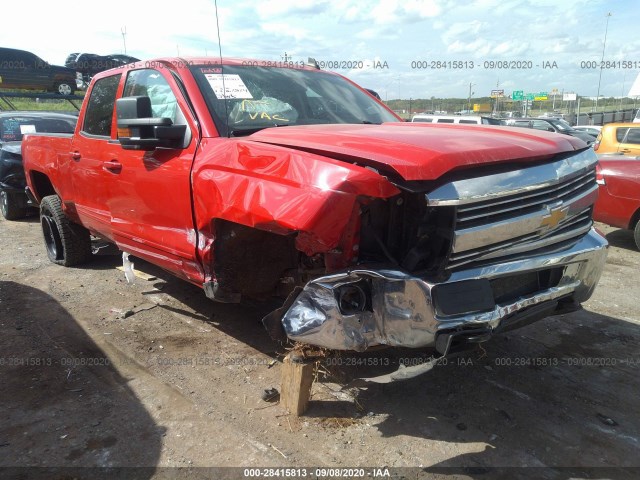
[106,67,201,283]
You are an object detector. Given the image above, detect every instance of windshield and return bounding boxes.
[190,65,398,136]
[548,119,573,132]
[0,116,76,142]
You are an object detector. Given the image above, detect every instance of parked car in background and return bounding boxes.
[503,117,595,145]
[0,47,78,95]
[0,111,77,219]
[538,112,565,119]
[500,111,522,118]
[412,114,501,125]
[594,154,640,250]
[573,125,602,138]
[594,123,640,156]
[65,53,140,82]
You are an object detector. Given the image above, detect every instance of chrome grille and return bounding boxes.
[456,170,596,228]
[448,207,593,269]
[425,149,600,271]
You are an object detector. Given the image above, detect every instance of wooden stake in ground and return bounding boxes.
[280,353,314,416]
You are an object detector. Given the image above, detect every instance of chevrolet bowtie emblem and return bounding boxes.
[540,205,569,230]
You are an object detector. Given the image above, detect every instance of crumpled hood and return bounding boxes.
[247,123,586,181]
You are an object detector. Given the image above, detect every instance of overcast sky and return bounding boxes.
[4,0,639,99]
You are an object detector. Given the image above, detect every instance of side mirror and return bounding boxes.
[364,88,381,100]
[116,96,185,151]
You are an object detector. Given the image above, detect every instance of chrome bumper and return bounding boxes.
[279,228,608,351]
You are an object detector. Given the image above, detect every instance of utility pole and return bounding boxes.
[467,82,475,113]
[121,26,127,55]
[595,12,612,112]
[620,72,626,110]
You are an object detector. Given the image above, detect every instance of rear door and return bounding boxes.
[67,73,122,237]
[22,51,52,90]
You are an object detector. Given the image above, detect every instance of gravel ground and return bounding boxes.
[1,214,639,479]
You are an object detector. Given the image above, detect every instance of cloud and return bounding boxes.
[369,0,443,24]
[2,0,637,98]
[447,39,492,56]
[255,0,330,17]
[355,26,401,40]
[442,20,486,45]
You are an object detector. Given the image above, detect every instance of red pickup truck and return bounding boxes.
[22,57,607,356]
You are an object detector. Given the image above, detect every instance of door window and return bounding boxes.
[532,120,552,131]
[82,74,121,137]
[623,128,640,145]
[123,69,179,122]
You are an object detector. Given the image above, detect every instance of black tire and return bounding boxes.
[634,219,640,251]
[0,190,28,220]
[54,82,74,95]
[40,195,92,266]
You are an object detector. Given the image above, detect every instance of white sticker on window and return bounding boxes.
[204,74,253,99]
[20,124,36,134]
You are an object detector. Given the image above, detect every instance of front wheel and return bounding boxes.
[40,195,92,266]
[634,219,640,251]
[0,190,28,220]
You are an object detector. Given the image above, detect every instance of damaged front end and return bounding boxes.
[264,148,608,355]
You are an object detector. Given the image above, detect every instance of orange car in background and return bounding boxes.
[594,123,640,156]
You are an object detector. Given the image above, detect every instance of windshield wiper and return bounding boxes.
[228,124,290,137]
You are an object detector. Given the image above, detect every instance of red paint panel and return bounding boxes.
[23,135,72,201]
[248,123,583,181]
[593,158,640,229]
[192,138,400,270]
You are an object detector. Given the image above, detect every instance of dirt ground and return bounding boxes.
[1,214,639,479]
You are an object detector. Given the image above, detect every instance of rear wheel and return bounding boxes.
[40,195,92,266]
[0,190,28,220]
[634,219,640,251]
[54,82,74,95]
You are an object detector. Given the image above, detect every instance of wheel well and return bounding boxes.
[630,207,640,230]
[213,219,298,299]
[30,171,56,201]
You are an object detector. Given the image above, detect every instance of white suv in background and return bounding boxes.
[411,114,500,125]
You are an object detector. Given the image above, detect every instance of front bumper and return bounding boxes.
[278,228,607,352]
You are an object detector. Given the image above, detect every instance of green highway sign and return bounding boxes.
[512,91,549,102]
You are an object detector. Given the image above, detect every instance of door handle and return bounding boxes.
[103,159,122,173]
[70,151,81,160]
